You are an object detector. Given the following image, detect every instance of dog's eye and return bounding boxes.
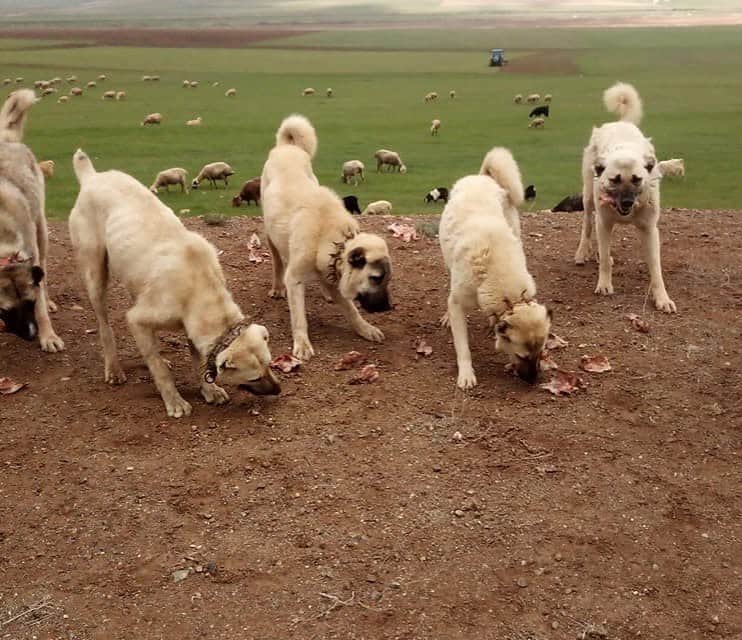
[631,175,642,186]
[609,175,622,185]
[348,248,366,269]
[594,164,605,177]
[645,162,655,173]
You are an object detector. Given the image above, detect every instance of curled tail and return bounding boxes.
[603,82,643,125]
[72,148,96,184]
[275,114,318,158]
[479,146,524,207]
[0,89,37,143]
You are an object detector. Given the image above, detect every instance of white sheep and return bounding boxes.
[115,91,126,101]
[70,87,83,96]
[38,160,55,179]
[189,80,198,88]
[658,158,685,177]
[326,87,333,97]
[41,87,57,97]
[529,116,545,129]
[98,74,107,81]
[192,162,234,189]
[102,90,116,100]
[186,116,203,126]
[424,91,438,102]
[151,75,161,82]
[449,90,456,99]
[50,77,62,85]
[225,88,237,97]
[2,78,11,86]
[15,77,24,83]
[66,75,78,83]
[302,87,315,96]
[150,168,189,194]
[142,75,152,82]
[212,82,220,87]
[544,94,553,103]
[513,94,523,104]
[526,93,541,103]
[362,200,393,216]
[374,149,407,173]
[142,112,163,126]
[430,119,441,136]
[182,80,190,87]
[58,95,69,104]
[87,81,97,88]
[341,160,365,186]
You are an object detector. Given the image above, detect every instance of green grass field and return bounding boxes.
[1,26,741,219]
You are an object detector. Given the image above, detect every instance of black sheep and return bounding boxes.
[342,195,361,215]
[529,105,550,118]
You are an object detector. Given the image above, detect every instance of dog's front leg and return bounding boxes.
[447,294,476,390]
[575,201,595,265]
[641,223,676,313]
[285,270,315,360]
[190,343,229,405]
[594,214,615,296]
[331,290,384,343]
[267,237,286,299]
[127,310,192,418]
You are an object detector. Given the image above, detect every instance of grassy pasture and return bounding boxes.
[0,26,740,219]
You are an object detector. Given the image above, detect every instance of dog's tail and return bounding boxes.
[72,148,96,183]
[479,147,525,208]
[603,82,643,125]
[275,114,318,158]
[0,89,37,143]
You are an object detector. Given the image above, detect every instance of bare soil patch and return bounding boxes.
[1,211,740,639]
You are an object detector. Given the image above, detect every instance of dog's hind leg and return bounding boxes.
[127,306,191,418]
[80,248,125,383]
[33,216,64,352]
[447,294,476,390]
[189,342,229,405]
[594,215,615,296]
[267,237,286,299]
[640,223,676,313]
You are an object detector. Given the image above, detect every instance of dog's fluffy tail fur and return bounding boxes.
[479,147,525,207]
[73,148,96,183]
[603,82,643,125]
[275,114,318,158]
[0,89,37,143]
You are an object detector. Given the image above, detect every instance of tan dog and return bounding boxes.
[575,82,675,313]
[261,114,392,361]
[439,147,551,390]
[0,89,64,352]
[69,150,279,418]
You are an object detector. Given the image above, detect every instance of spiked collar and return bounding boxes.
[202,319,250,383]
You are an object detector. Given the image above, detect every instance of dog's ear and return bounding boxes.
[31,266,44,286]
[594,164,605,177]
[348,247,366,269]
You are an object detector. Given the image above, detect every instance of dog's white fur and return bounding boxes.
[0,89,64,352]
[440,147,550,390]
[261,114,393,361]
[69,150,279,418]
[575,82,676,313]
[658,158,685,178]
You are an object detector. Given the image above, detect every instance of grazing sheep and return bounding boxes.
[142,75,152,81]
[424,91,439,102]
[15,77,24,83]
[529,105,549,118]
[186,116,203,126]
[374,149,407,173]
[225,88,237,97]
[66,75,78,83]
[182,80,190,87]
[58,95,69,104]
[342,195,361,215]
[526,93,541,104]
[449,90,456,99]
[658,158,685,177]
[188,80,197,88]
[362,200,393,216]
[87,81,97,88]
[341,160,365,186]
[50,77,62,85]
[41,88,57,97]
[551,194,583,213]
[151,75,161,82]
[150,167,189,194]
[513,94,523,104]
[524,184,536,201]
[98,74,107,81]
[544,94,553,103]
[528,116,545,129]
[232,177,261,207]
[212,82,220,87]
[38,160,55,179]
[302,87,315,96]
[33,80,45,89]
[141,112,163,126]
[326,87,333,97]
[70,87,83,96]
[424,187,449,204]
[102,90,116,100]
[115,91,126,101]
[2,78,11,86]
[430,119,441,136]
[192,162,234,189]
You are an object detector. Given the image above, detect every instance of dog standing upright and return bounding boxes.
[69,150,280,418]
[440,147,551,390]
[261,114,392,361]
[575,82,676,312]
[0,89,64,351]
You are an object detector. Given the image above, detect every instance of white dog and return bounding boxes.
[69,150,280,418]
[261,115,392,361]
[440,147,551,390]
[575,82,675,313]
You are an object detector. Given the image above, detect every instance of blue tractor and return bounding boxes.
[489,48,506,67]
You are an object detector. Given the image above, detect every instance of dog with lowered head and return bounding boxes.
[0,89,64,352]
[69,150,279,418]
[439,147,551,390]
[575,82,675,313]
[261,114,392,361]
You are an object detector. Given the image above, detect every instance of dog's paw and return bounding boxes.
[164,393,192,419]
[105,364,127,385]
[202,383,229,405]
[439,312,450,328]
[654,295,677,314]
[594,282,614,296]
[39,332,65,353]
[269,288,286,299]
[47,299,58,313]
[457,368,478,390]
[293,337,315,361]
[358,322,384,343]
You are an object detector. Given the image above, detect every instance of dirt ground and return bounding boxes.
[1,210,740,640]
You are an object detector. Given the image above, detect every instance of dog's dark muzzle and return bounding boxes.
[240,369,281,396]
[617,195,635,216]
[1,304,37,341]
[515,357,540,384]
[357,290,392,313]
